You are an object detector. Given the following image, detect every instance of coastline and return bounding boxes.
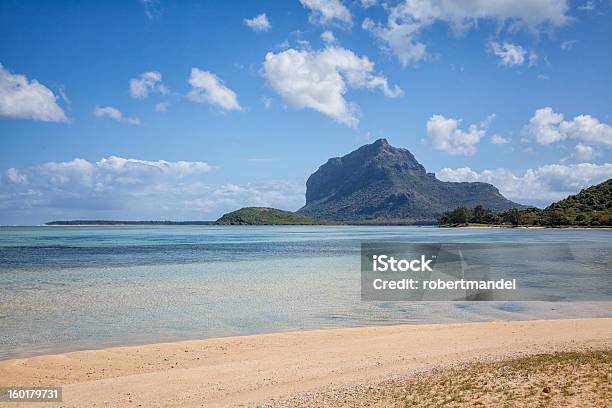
[441,224,612,229]
[1,318,610,407]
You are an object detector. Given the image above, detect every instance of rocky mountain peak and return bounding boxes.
[299,139,522,223]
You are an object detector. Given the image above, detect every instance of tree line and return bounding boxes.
[439,179,611,227]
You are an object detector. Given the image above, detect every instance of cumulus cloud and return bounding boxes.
[321,30,337,45]
[363,0,568,67]
[491,134,511,145]
[244,13,271,32]
[299,0,352,26]
[187,68,242,111]
[437,163,612,207]
[427,114,492,155]
[572,143,597,161]
[362,17,426,67]
[129,71,168,98]
[263,45,402,126]
[489,42,527,66]
[0,64,68,122]
[527,107,564,144]
[0,157,305,224]
[528,107,612,146]
[94,105,141,125]
[5,168,27,185]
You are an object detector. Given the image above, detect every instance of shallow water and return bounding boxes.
[0,225,610,359]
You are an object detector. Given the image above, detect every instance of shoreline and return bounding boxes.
[1,318,610,407]
[441,224,612,229]
[3,224,611,229]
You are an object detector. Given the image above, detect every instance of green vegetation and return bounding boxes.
[214,207,336,225]
[440,179,612,227]
[362,350,612,407]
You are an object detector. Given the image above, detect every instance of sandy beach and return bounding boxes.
[0,318,610,407]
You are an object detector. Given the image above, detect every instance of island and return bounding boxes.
[46,143,610,228]
[214,207,336,225]
[45,220,214,226]
[439,178,611,227]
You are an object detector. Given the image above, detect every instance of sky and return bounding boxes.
[0,0,611,224]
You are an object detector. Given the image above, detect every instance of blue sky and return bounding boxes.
[1,0,611,224]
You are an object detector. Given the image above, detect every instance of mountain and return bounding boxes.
[297,139,522,224]
[540,178,611,226]
[439,178,611,227]
[214,207,335,225]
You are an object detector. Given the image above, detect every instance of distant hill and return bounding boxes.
[440,178,612,227]
[45,220,214,225]
[297,138,523,224]
[541,178,611,226]
[214,207,335,225]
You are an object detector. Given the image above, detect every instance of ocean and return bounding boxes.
[0,225,610,359]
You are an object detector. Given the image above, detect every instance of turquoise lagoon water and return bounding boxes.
[0,225,610,359]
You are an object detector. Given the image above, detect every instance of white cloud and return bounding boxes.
[321,30,337,45]
[94,105,141,125]
[95,156,212,177]
[528,107,612,146]
[262,96,272,109]
[263,45,402,126]
[129,71,167,98]
[528,107,563,143]
[275,40,291,50]
[489,42,526,66]
[362,17,426,67]
[5,168,27,185]
[187,68,242,111]
[573,143,597,161]
[427,114,491,155]
[299,0,352,26]
[0,157,305,224]
[181,180,304,214]
[243,13,271,32]
[491,134,511,144]
[363,0,568,67]
[437,162,612,207]
[140,0,160,19]
[360,0,378,7]
[560,40,576,51]
[559,115,612,145]
[0,64,68,122]
[154,102,169,112]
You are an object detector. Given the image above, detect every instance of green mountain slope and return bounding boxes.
[214,207,334,225]
[542,178,612,226]
[440,178,612,227]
